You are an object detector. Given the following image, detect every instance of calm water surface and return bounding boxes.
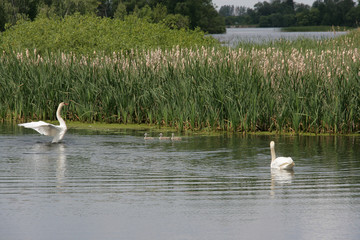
[211,28,348,46]
[1,124,360,240]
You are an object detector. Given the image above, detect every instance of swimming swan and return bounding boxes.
[270,141,294,170]
[18,102,68,143]
[144,133,154,140]
[159,133,170,140]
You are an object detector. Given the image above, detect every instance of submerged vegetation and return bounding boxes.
[1,26,360,134]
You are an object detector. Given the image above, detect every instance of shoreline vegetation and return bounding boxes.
[10,121,360,137]
[1,15,360,134]
[65,122,360,136]
[280,25,354,32]
[225,25,353,32]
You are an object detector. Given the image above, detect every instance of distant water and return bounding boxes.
[1,124,360,240]
[211,28,348,46]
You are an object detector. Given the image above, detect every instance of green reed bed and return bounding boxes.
[1,31,360,133]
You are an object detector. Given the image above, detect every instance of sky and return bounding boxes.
[212,0,315,9]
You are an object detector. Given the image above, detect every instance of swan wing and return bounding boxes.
[271,157,294,170]
[18,121,60,137]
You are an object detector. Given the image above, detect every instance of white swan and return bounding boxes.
[171,133,182,141]
[270,141,294,170]
[18,102,68,143]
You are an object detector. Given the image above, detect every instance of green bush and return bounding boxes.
[0,14,218,54]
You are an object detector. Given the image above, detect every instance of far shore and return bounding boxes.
[224,25,353,32]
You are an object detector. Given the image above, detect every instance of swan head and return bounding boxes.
[58,102,69,110]
[270,141,275,149]
[60,102,69,106]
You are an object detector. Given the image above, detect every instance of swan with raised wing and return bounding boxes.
[18,102,68,143]
[270,141,294,170]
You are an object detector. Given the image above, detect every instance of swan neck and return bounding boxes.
[56,104,66,127]
[270,146,276,162]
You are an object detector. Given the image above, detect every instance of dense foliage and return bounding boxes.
[219,0,360,28]
[1,30,360,134]
[0,0,225,33]
[0,14,219,54]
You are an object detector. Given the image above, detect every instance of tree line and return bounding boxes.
[219,0,360,27]
[0,0,225,33]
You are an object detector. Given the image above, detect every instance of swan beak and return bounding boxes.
[64,103,69,106]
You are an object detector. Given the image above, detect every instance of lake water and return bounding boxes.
[211,28,348,46]
[1,124,360,240]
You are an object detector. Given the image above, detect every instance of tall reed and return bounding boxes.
[1,30,360,133]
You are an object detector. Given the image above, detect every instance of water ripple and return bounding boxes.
[1,132,360,240]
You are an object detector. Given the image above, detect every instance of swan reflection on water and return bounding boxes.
[28,142,67,191]
[55,144,66,187]
[270,168,294,197]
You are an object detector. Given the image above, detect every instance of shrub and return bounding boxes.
[0,14,218,54]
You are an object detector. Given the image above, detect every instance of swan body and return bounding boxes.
[171,133,182,141]
[159,133,170,140]
[144,133,154,140]
[270,141,294,170]
[18,102,68,143]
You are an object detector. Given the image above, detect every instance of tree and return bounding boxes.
[345,5,360,26]
[283,14,296,26]
[196,2,225,33]
[219,5,234,16]
[246,8,258,24]
[284,0,295,14]
[161,0,225,33]
[295,3,310,13]
[235,6,248,16]
[254,1,272,16]
[162,13,189,29]
[152,3,167,23]
[48,0,100,17]
[114,2,127,20]
[134,4,152,20]
[336,0,355,25]
[0,1,7,31]
[0,0,39,27]
[259,15,271,27]
[270,13,283,26]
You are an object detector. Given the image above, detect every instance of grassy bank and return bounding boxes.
[1,26,360,133]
